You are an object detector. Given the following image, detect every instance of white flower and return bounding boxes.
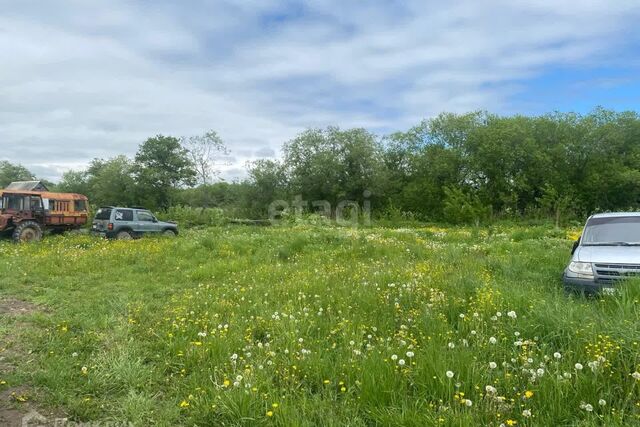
[197,331,207,337]
[522,409,532,418]
[575,363,583,371]
[489,337,497,345]
[406,351,414,358]
[446,370,454,378]
[485,385,497,394]
[563,372,572,379]
[71,352,78,358]
[507,311,517,319]
[465,399,473,407]
[448,342,455,349]
[514,331,520,337]
[584,403,593,412]
[230,353,238,361]
[553,352,562,359]
[599,399,607,406]
[398,359,406,366]
[489,362,497,369]
[470,330,477,335]
[536,368,545,376]
[496,311,502,317]
[459,313,465,319]
[391,354,398,361]
[632,372,640,380]
[235,375,243,382]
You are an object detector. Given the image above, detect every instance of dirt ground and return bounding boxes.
[0,298,63,426]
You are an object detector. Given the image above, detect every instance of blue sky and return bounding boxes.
[1,0,639,181]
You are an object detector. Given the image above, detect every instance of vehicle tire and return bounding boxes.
[12,221,43,243]
[116,230,133,240]
[162,229,177,237]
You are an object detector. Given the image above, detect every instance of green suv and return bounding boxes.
[92,207,178,239]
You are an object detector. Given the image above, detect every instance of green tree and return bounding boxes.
[134,135,196,209]
[0,161,35,188]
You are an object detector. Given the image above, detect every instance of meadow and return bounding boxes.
[0,224,639,426]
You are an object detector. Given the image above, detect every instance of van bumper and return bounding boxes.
[563,273,615,295]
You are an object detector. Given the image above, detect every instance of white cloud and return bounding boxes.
[0,0,638,181]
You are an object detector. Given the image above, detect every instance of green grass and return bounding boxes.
[0,224,639,426]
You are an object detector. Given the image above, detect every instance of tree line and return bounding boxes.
[2,108,639,224]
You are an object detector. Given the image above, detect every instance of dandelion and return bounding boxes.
[272,403,279,408]
[485,385,497,394]
[507,311,517,319]
[536,368,545,377]
[599,399,607,406]
[584,403,593,412]
[266,410,274,417]
[553,352,562,359]
[398,359,406,366]
[632,372,640,380]
[71,352,78,358]
[489,337,497,345]
[506,419,517,426]
[406,351,414,358]
[524,390,534,399]
[575,363,584,371]
[391,354,398,361]
[522,409,532,418]
[464,399,473,407]
[448,342,455,349]
[489,362,497,369]
[81,366,88,375]
[179,400,190,408]
[446,370,454,378]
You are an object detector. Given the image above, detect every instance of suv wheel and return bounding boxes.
[13,221,43,243]
[116,230,133,240]
[162,229,177,237]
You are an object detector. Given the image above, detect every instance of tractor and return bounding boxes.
[0,189,89,242]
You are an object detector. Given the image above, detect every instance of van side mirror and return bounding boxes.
[571,236,581,255]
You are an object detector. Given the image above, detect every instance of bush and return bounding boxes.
[157,205,226,227]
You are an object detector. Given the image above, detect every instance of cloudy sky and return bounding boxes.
[2,0,640,182]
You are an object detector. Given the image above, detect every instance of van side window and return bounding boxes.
[114,209,133,221]
[137,211,155,222]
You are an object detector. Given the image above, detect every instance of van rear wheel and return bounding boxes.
[116,231,133,240]
[12,221,43,243]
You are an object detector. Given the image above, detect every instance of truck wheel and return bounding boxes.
[116,230,133,240]
[12,221,43,243]
[162,229,177,237]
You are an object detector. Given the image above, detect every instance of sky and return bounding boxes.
[1,0,640,182]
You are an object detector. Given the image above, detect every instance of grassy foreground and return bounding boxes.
[0,225,639,426]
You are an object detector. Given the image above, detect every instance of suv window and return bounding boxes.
[114,209,133,221]
[136,211,155,222]
[95,208,112,220]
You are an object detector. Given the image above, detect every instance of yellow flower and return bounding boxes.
[223,379,230,387]
[272,403,279,408]
[524,390,534,399]
[179,400,190,408]
[323,379,330,384]
[340,386,347,392]
[506,420,517,426]
[266,410,274,417]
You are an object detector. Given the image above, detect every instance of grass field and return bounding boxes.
[0,224,639,426]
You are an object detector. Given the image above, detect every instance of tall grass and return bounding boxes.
[0,224,638,426]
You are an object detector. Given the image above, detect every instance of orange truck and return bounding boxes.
[0,189,89,242]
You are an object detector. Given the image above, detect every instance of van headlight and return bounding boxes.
[568,262,594,276]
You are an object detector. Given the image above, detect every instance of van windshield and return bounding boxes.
[582,216,640,245]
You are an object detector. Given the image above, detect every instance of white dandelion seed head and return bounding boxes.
[446,370,454,378]
[489,362,497,369]
[553,352,562,359]
[575,363,583,371]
